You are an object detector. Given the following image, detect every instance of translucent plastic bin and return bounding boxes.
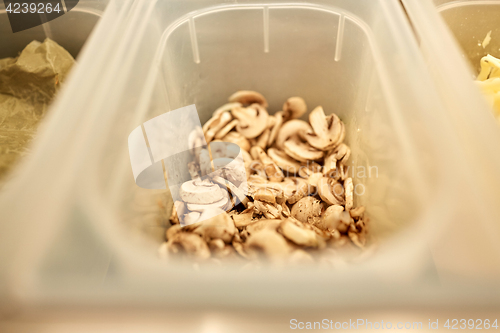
[401,0,500,282]
[0,0,109,190]
[1,0,499,310]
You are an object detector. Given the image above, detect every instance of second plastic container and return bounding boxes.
[2,0,499,309]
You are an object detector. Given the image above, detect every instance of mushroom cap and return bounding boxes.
[283,97,307,120]
[229,90,268,108]
[283,137,324,163]
[232,105,269,139]
[275,119,312,150]
[317,177,345,206]
[304,106,345,151]
[267,148,302,174]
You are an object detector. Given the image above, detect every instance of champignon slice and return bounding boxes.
[232,211,255,228]
[254,188,276,204]
[166,224,183,241]
[205,111,233,142]
[193,210,236,243]
[324,143,350,177]
[304,106,345,151]
[246,219,281,235]
[275,119,312,150]
[267,148,302,174]
[213,102,242,118]
[282,177,309,204]
[245,229,291,260]
[278,218,322,248]
[167,233,210,259]
[186,195,229,212]
[179,179,223,204]
[214,119,238,140]
[221,131,251,152]
[349,206,365,219]
[268,111,284,146]
[344,177,354,211]
[254,200,281,219]
[283,137,324,163]
[256,128,271,149]
[229,90,268,108]
[183,211,201,225]
[316,204,344,231]
[250,146,284,182]
[232,105,269,139]
[298,161,322,178]
[290,196,323,224]
[317,177,345,206]
[283,97,307,120]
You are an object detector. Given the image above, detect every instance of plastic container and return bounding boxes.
[2,0,500,311]
[1,0,107,59]
[401,0,500,283]
[0,0,109,190]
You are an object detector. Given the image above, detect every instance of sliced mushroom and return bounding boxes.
[324,143,350,177]
[213,102,242,118]
[275,119,312,150]
[245,229,291,260]
[283,137,324,162]
[232,105,269,139]
[250,146,284,182]
[254,188,276,204]
[344,178,354,211]
[232,211,255,228]
[267,148,302,174]
[268,111,284,146]
[183,211,202,225]
[304,106,345,151]
[254,200,281,219]
[283,97,307,120]
[204,111,233,142]
[166,224,183,241]
[316,204,344,231]
[221,131,251,152]
[170,201,187,225]
[179,178,223,204]
[256,128,271,149]
[193,210,236,243]
[278,218,323,248]
[290,196,322,224]
[349,206,365,219]
[186,195,228,212]
[298,161,322,178]
[306,172,323,189]
[229,90,268,108]
[199,148,212,176]
[316,177,345,206]
[214,119,238,140]
[246,219,281,235]
[167,233,210,259]
[282,177,309,204]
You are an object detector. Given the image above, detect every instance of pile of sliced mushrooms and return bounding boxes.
[159,91,371,267]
